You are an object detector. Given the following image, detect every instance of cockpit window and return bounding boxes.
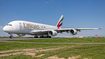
[7,24,12,26]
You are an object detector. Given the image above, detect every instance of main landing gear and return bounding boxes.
[34,35,51,38]
[34,36,38,38]
[47,36,51,38]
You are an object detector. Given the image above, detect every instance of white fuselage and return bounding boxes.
[3,21,57,35]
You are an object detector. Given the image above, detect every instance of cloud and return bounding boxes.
[0,26,3,30]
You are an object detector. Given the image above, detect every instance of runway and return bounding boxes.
[0,38,37,41]
[0,38,105,44]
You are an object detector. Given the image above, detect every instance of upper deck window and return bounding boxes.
[7,24,12,26]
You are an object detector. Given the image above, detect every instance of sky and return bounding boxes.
[0,0,105,37]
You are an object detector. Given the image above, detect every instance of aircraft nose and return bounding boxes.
[3,26,13,33]
[3,26,7,32]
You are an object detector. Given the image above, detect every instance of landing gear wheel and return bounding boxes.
[9,35,13,38]
[47,36,51,38]
[40,36,44,38]
[48,36,51,38]
[34,36,38,38]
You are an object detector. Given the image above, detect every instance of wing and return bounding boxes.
[55,28,101,33]
[30,28,101,34]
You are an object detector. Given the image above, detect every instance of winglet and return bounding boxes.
[56,15,64,29]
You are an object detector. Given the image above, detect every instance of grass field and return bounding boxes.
[0,38,105,59]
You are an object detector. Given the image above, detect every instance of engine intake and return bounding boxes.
[48,30,57,36]
[69,29,77,35]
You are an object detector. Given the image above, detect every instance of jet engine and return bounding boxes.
[69,29,77,35]
[17,34,25,37]
[48,30,57,36]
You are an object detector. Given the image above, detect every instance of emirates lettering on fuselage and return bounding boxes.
[23,23,46,29]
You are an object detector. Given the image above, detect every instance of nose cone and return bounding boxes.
[3,26,13,33]
[3,26,7,32]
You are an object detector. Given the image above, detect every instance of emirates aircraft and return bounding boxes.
[3,15,100,38]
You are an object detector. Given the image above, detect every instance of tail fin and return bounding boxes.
[56,15,64,29]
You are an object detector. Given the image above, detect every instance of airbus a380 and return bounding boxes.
[3,15,101,38]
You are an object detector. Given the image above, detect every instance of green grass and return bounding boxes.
[0,44,105,59]
[0,38,105,59]
[8,38,105,43]
[0,42,72,51]
[35,44,105,59]
[0,54,33,59]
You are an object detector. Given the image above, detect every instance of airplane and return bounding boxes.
[3,15,101,38]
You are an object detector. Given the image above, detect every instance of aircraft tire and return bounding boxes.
[47,36,51,38]
[34,36,38,38]
[9,35,13,38]
[40,36,44,38]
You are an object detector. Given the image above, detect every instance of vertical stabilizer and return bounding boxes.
[56,15,64,29]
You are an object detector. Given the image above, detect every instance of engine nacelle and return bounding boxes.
[17,34,25,37]
[48,30,57,36]
[69,29,77,35]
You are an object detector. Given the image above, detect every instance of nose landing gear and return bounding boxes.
[9,34,13,38]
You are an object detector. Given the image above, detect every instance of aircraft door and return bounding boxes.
[19,23,22,30]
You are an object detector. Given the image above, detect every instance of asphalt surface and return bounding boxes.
[0,38,37,41]
[0,38,105,44]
